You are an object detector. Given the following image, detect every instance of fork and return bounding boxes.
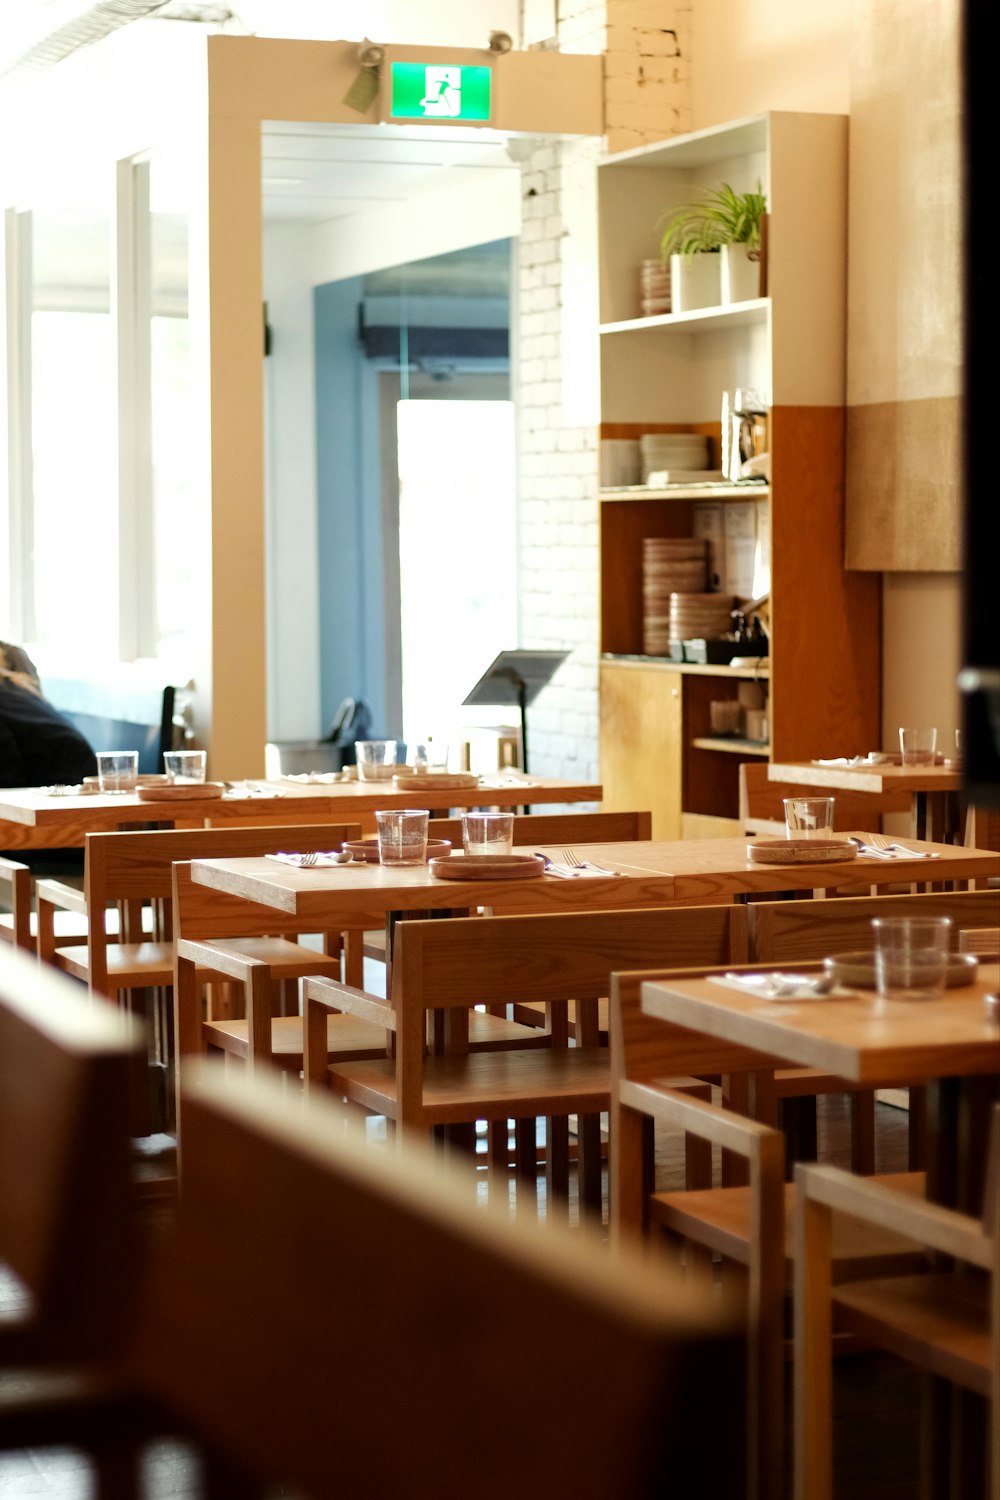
[561,849,620,876]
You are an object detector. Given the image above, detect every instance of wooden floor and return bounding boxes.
[0,1091,933,1497]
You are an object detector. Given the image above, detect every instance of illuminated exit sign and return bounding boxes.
[389,62,492,122]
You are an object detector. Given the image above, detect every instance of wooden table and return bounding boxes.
[189,834,999,975]
[640,956,1000,1497]
[0,773,602,850]
[768,760,963,843]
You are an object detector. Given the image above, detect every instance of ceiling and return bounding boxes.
[260,120,517,227]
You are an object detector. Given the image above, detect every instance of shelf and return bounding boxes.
[691,737,771,756]
[601,654,769,680]
[600,482,770,503]
[599,113,768,173]
[600,299,769,338]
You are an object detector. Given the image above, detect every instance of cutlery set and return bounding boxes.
[847,836,939,860]
[718,970,835,1000]
[533,850,620,877]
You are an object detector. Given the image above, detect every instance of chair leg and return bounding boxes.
[908,1084,928,1170]
[850,1089,876,1174]
[577,1111,603,1219]
[546,1115,571,1214]
[794,1188,834,1500]
[515,1117,538,1213]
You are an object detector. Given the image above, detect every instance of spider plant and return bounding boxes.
[659,180,767,262]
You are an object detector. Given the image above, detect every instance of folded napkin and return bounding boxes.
[282,772,341,785]
[266,852,346,868]
[710,971,834,1002]
[850,839,937,860]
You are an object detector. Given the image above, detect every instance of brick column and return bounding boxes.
[514,1,691,780]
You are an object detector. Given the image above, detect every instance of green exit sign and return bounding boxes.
[390,62,492,122]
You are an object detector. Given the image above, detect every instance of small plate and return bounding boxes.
[137,781,225,802]
[393,772,478,791]
[429,854,544,881]
[748,838,857,865]
[823,950,979,990]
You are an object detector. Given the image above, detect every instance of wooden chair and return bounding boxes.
[171,859,401,1147]
[794,1104,1000,1500]
[125,1058,746,1500]
[611,970,930,1500]
[0,855,32,950]
[35,821,367,1006]
[738,762,910,838]
[749,889,1000,1172]
[426,807,653,847]
[305,903,747,1217]
[959,926,1000,956]
[0,942,153,1480]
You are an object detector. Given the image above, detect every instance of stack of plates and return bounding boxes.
[667,593,735,656]
[640,432,711,483]
[642,538,708,655]
[639,258,671,317]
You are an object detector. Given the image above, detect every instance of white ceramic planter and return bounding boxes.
[670,251,721,313]
[721,243,762,304]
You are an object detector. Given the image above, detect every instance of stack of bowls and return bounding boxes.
[642,537,708,655]
[639,258,671,317]
[667,593,735,658]
[640,431,711,484]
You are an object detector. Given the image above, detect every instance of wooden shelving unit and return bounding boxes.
[596,111,881,840]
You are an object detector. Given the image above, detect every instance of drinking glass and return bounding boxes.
[872,915,952,1001]
[96,750,139,794]
[355,740,398,781]
[898,727,937,766]
[163,749,207,783]
[410,741,450,774]
[783,797,835,840]
[376,809,429,866]
[462,811,515,856]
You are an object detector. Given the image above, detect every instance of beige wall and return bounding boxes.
[846,0,962,748]
[691,0,850,127]
[691,0,963,756]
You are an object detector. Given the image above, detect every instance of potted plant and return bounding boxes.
[659,181,767,309]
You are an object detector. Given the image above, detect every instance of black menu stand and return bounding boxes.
[461,650,569,776]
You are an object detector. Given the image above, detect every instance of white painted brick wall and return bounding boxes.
[514,0,691,784]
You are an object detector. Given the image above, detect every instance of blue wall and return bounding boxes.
[314,279,390,737]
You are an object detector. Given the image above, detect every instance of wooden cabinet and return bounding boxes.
[597,112,880,838]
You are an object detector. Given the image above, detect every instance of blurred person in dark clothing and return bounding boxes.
[1,641,98,787]
[1,641,97,876]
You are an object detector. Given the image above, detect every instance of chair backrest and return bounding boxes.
[130,1061,744,1500]
[391,902,749,1019]
[738,761,910,835]
[83,821,365,909]
[427,808,653,848]
[389,905,749,1086]
[0,943,142,1364]
[750,888,1000,963]
[0,855,32,950]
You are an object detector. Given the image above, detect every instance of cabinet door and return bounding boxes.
[599,663,683,841]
